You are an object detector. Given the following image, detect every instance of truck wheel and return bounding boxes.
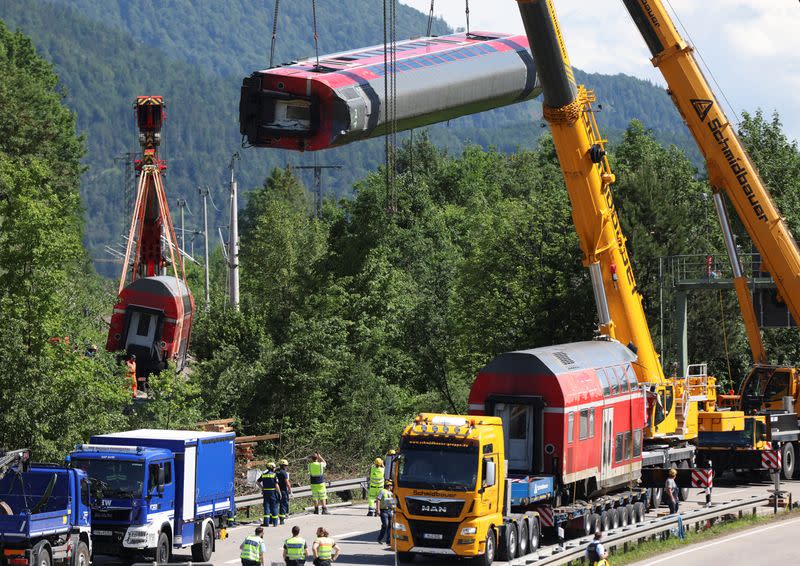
[156,531,171,564]
[528,517,540,551]
[599,510,611,531]
[397,551,415,563]
[782,443,796,480]
[517,520,529,557]
[498,522,518,560]
[618,506,628,528]
[75,542,90,566]
[474,529,496,566]
[649,488,663,510]
[633,502,646,523]
[793,444,800,480]
[34,548,51,566]
[608,508,620,530]
[192,522,214,562]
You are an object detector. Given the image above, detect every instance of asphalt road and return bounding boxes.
[93,477,800,566]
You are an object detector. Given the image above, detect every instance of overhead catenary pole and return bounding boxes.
[228,153,240,311]
[199,186,211,311]
[177,198,187,253]
[290,164,342,216]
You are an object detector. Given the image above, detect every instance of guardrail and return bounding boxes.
[234,477,367,509]
[523,495,773,566]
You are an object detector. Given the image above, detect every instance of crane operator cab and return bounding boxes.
[739,366,798,413]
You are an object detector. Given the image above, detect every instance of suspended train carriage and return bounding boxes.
[239,32,542,151]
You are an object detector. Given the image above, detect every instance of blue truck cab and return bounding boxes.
[69,429,235,563]
[0,464,92,566]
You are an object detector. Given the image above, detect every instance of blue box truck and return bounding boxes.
[69,429,235,563]
[0,453,92,566]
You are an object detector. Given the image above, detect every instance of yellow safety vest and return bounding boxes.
[240,535,264,562]
[284,536,306,560]
[308,461,325,485]
[378,488,395,510]
[369,465,385,488]
[316,536,334,559]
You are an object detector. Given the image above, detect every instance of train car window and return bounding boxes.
[633,430,642,458]
[624,365,639,391]
[579,410,589,440]
[605,368,619,395]
[614,433,623,463]
[614,366,629,393]
[624,431,632,459]
[136,313,152,337]
[451,50,467,60]
[439,53,455,62]
[420,58,434,67]
[409,60,423,69]
[567,412,574,443]
[588,408,595,438]
[598,369,612,396]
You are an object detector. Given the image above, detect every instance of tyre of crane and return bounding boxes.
[781,442,796,480]
[678,460,690,501]
[528,516,541,551]
[517,519,529,557]
[649,487,663,510]
[498,522,519,561]
[633,501,646,523]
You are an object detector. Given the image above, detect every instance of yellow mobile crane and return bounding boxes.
[515,0,712,442]
[621,0,800,477]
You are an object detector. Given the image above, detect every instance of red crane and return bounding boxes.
[106,96,195,381]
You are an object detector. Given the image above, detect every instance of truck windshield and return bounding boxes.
[72,459,145,499]
[398,441,478,491]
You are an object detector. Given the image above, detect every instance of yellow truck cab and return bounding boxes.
[393,414,539,565]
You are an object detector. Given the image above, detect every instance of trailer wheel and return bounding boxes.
[618,506,628,528]
[633,502,646,523]
[782,443,796,480]
[599,510,611,531]
[473,529,495,566]
[192,522,214,562]
[75,541,90,566]
[528,517,540,551]
[156,531,171,564]
[34,549,50,566]
[498,522,518,561]
[609,508,620,530]
[517,520,529,557]
[397,551,415,563]
[590,513,601,534]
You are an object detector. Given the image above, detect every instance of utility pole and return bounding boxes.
[176,198,187,253]
[199,187,211,311]
[290,164,342,215]
[228,153,241,311]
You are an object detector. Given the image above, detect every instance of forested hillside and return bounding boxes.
[0,0,695,274]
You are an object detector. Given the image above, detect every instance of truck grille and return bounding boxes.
[92,508,132,522]
[408,520,457,549]
[405,497,464,518]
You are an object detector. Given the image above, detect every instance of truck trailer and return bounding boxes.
[69,429,234,563]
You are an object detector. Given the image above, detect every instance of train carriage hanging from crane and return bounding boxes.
[106,96,195,378]
[239,31,542,151]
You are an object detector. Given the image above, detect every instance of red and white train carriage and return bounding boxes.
[468,339,646,499]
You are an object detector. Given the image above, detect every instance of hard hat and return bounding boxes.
[279,459,289,466]
[385,478,393,487]
[374,458,384,467]
[388,449,396,456]
[267,461,276,469]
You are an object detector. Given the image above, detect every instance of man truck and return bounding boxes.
[69,429,235,563]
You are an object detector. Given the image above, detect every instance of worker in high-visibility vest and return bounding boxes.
[277,458,292,524]
[283,525,309,566]
[376,479,395,545]
[312,527,340,566]
[257,462,281,526]
[239,526,267,566]
[308,452,329,515]
[126,354,137,398]
[367,457,385,516]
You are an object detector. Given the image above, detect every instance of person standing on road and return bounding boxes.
[257,462,281,526]
[240,526,267,566]
[277,458,292,524]
[367,457,385,516]
[312,527,340,565]
[308,453,329,515]
[283,525,309,566]
[585,531,609,566]
[665,468,679,514]
[376,479,395,545]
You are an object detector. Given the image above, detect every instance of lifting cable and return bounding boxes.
[311,0,321,68]
[269,0,281,68]
[465,0,470,37]
[426,0,435,36]
[383,0,398,213]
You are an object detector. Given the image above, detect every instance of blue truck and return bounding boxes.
[0,450,92,566]
[69,429,235,563]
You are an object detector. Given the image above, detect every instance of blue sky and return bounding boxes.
[400,1,800,143]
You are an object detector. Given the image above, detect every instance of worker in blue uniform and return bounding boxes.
[257,462,281,527]
[277,458,292,524]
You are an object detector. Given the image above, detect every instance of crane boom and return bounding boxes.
[622,0,800,330]
[516,0,685,438]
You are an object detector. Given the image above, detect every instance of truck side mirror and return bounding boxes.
[483,460,496,488]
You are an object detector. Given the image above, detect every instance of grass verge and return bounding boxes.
[610,507,799,565]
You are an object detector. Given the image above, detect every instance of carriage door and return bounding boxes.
[601,407,614,480]
[495,403,533,471]
[125,310,157,350]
